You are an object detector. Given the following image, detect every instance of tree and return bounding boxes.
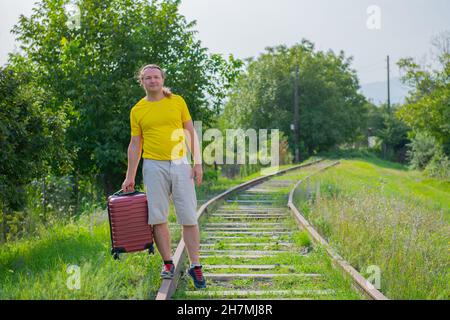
[10,0,241,196]
[376,105,410,162]
[0,65,69,241]
[221,40,367,158]
[396,31,450,155]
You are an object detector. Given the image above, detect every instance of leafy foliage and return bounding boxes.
[371,104,410,162]
[397,31,450,155]
[221,40,367,158]
[407,132,450,179]
[9,0,241,196]
[0,66,70,241]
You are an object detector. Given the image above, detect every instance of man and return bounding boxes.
[121,64,206,289]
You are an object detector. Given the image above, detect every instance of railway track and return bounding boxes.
[156,159,388,300]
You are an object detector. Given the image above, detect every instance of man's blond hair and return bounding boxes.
[137,64,172,97]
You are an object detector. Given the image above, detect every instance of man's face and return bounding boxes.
[142,68,164,93]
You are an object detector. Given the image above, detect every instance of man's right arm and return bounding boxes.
[122,135,142,192]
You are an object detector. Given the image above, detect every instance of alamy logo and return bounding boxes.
[65,2,81,30]
[66,264,81,290]
[366,265,381,290]
[366,5,381,30]
[170,121,280,176]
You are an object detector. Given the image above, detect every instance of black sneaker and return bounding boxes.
[187,265,207,289]
[161,263,175,279]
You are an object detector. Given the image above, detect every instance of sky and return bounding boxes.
[1,0,449,85]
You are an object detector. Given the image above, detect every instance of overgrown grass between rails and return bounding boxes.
[293,159,450,299]
[173,246,362,300]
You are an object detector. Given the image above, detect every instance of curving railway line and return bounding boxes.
[155,159,388,300]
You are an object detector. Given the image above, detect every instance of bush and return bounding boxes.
[407,132,440,170]
[407,132,450,179]
[424,150,450,179]
[203,169,219,182]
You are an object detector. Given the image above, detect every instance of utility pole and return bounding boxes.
[293,65,300,163]
[387,55,391,113]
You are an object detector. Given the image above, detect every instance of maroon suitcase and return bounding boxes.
[107,189,154,260]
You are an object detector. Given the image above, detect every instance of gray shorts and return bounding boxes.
[142,157,198,226]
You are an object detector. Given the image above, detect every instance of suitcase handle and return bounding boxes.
[113,189,142,197]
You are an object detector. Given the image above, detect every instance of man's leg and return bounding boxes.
[182,224,200,264]
[170,159,200,265]
[170,159,206,288]
[183,223,206,288]
[153,222,172,261]
[142,159,173,272]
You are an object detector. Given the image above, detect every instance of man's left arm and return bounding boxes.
[183,120,203,186]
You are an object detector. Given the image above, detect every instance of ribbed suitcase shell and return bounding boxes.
[107,191,154,259]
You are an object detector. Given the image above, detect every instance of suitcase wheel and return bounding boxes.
[148,244,155,255]
[113,252,120,260]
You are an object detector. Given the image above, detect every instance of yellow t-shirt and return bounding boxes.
[130,94,192,160]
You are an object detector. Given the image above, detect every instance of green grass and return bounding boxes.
[293,157,450,300]
[0,211,162,299]
[330,160,450,219]
[292,230,312,248]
